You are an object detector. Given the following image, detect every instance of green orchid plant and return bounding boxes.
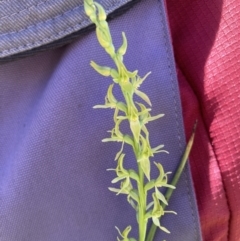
[83,1,196,240]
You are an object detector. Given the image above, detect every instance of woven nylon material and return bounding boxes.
[0,0,202,240]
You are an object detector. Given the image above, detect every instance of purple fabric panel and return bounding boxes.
[0,0,202,240]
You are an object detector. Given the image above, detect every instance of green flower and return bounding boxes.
[115,226,137,241]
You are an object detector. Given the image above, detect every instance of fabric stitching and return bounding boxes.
[0,4,84,37]
[0,20,88,54]
[0,0,50,20]
[0,0,123,55]
[157,0,199,240]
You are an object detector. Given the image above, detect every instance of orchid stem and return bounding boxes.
[146,120,197,241]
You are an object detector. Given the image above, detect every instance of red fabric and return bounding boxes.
[166,1,240,241]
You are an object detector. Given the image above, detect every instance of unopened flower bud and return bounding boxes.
[117,32,127,56]
[94,2,107,21]
[96,27,110,48]
[84,1,95,17]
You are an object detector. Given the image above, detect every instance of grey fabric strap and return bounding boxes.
[0,0,202,240]
[0,0,134,59]
[0,1,139,63]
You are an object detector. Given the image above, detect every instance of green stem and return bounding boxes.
[146,121,197,241]
[126,89,148,241]
[137,163,147,241]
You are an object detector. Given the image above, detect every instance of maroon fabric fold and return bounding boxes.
[166,1,240,240]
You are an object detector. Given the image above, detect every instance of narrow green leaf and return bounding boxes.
[90,60,111,76]
[117,32,127,56]
[108,187,121,193]
[117,116,128,120]
[152,217,160,228]
[145,113,164,123]
[115,119,124,138]
[139,158,151,181]
[122,225,132,238]
[109,187,128,195]
[107,84,117,103]
[164,210,177,215]
[114,141,124,161]
[155,187,168,206]
[115,226,123,237]
[159,225,170,234]
[116,153,128,176]
[127,195,137,210]
[151,145,165,152]
[161,183,176,189]
[111,176,125,184]
[114,108,119,123]
[134,89,152,106]
[153,150,169,154]
[93,105,110,109]
[136,71,151,87]
[154,161,165,183]
[102,137,122,142]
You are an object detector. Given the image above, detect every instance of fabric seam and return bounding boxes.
[157,0,199,240]
[0,4,84,37]
[0,0,123,55]
[0,0,50,19]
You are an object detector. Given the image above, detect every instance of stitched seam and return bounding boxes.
[0,0,50,19]
[0,4,84,37]
[0,20,88,55]
[0,0,123,55]
[157,0,198,240]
